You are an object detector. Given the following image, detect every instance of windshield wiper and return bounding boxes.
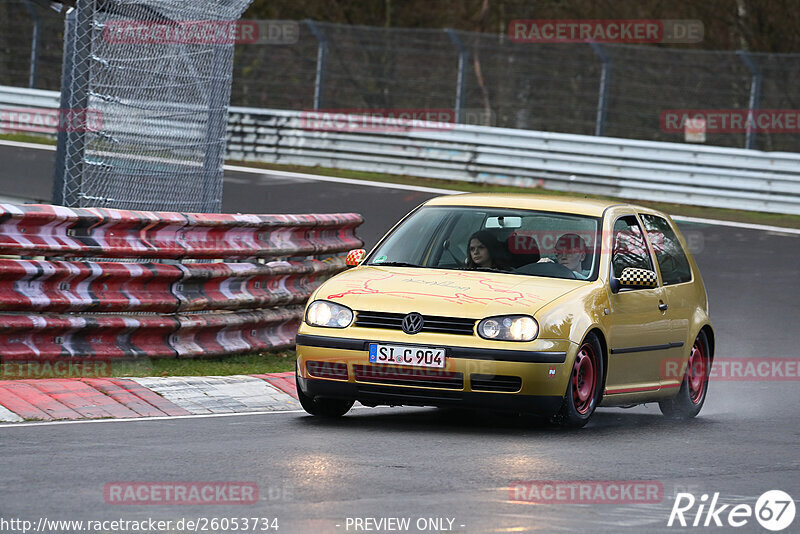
[370,261,421,268]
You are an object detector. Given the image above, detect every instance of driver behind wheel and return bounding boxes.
[538,233,589,279]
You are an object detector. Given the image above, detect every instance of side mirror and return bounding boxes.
[611,267,658,293]
[345,249,366,267]
[609,276,621,294]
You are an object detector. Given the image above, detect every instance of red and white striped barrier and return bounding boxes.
[0,308,303,360]
[0,257,346,313]
[0,203,362,361]
[0,259,181,312]
[173,258,345,311]
[0,313,178,360]
[0,204,362,258]
[171,308,302,358]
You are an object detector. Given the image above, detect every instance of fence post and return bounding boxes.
[737,50,761,150]
[21,0,41,89]
[201,45,230,213]
[53,6,92,206]
[445,28,468,124]
[589,42,611,137]
[52,8,74,205]
[305,20,328,110]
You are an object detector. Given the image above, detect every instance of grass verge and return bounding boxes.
[113,351,297,377]
[0,133,57,145]
[0,351,296,380]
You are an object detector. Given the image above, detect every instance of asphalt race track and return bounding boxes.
[1,141,799,533]
[0,142,437,247]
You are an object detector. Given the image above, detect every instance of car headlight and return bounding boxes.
[305,300,354,328]
[477,315,538,342]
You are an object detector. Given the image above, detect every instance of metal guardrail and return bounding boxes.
[3,85,800,215]
[0,85,59,109]
[227,108,800,215]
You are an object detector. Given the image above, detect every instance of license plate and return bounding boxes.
[368,343,446,369]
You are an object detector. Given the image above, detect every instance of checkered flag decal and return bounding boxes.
[620,267,657,287]
[346,249,366,266]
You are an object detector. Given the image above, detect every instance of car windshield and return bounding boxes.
[367,206,601,280]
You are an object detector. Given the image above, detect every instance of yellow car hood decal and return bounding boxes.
[320,266,582,317]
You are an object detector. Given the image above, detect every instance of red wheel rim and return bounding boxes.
[572,343,597,415]
[687,338,707,404]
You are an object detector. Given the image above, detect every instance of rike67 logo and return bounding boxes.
[668,490,796,531]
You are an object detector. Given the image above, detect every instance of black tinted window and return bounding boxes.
[640,214,692,285]
[612,216,654,277]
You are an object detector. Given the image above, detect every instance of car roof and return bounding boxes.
[424,193,632,217]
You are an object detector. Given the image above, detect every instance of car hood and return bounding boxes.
[318,266,583,318]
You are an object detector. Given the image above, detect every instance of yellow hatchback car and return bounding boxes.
[296,194,714,427]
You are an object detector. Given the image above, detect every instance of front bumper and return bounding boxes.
[297,374,564,416]
[296,332,574,416]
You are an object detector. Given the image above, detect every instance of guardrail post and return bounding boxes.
[445,29,468,124]
[589,42,612,137]
[737,50,762,150]
[21,0,41,89]
[305,20,328,110]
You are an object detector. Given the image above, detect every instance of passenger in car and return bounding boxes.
[538,233,589,279]
[466,230,511,270]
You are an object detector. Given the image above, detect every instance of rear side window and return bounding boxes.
[611,216,654,276]
[640,214,692,285]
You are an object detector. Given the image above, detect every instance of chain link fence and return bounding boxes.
[50,0,251,212]
[2,7,800,153]
[231,22,800,152]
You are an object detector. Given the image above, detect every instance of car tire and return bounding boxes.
[295,374,355,418]
[551,332,604,428]
[659,330,710,419]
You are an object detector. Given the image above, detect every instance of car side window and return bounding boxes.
[611,216,654,277]
[640,214,692,285]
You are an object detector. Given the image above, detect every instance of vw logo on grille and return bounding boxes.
[401,312,424,334]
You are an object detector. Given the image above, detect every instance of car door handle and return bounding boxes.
[658,302,668,311]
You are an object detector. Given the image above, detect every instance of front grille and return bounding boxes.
[306,361,349,380]
[470,374,522,392]
[353,364,464,389]
[355,311,476,336]
[357,384,463,403]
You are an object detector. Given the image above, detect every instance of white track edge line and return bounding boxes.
[0,139,57,151]
[0,408,308,428]
[0,404,377,428]
[223,164,461,195]
[670,215,800,236]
